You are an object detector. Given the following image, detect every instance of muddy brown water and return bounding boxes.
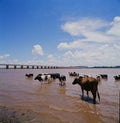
[0,68,119,123]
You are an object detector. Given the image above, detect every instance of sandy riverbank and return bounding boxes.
[0,105,67,123]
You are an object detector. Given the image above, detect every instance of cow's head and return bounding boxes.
[72,78,80,85]
[34,76,38,80]
[34,75,40,80]
[72,76,83,85]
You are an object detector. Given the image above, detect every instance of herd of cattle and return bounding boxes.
[25,72,120,104]
[26,73,66,86]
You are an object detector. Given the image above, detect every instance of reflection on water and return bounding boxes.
[0,68,119,123]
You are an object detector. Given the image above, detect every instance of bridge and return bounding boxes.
[0,64,57,69]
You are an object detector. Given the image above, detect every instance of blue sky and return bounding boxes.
[0,0,120,66]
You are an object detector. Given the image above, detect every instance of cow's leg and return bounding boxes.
[81,88,84,99]
[92,91,96,104]
[86,91,89,99]
[93,93,96,104]
[87,91,89,97]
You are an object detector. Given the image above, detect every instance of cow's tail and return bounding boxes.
[97,89,100,102]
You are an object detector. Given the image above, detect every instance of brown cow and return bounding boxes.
[72,76,100,104]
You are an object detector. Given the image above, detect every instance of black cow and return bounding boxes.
[69,72,79,77]
[100,74,108,79]
[72,76,100,104]
[114,75,120,80]
[25,73,33,78]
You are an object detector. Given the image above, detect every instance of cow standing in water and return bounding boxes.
[72,76,100,104]
[59,75,66,86]
[34,74,52,84]
[25,73,33,78]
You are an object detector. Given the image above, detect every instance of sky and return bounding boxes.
[0,0,120,67]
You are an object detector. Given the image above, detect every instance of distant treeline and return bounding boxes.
[92,66,120,68]
[58,66,120,69]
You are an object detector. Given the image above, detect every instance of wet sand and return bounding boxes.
[0,105,68,123]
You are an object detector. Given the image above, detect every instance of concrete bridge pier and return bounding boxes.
[6,65,9,69]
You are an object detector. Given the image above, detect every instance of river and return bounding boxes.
[0,68,119,123]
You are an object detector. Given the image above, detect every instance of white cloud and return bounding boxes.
[107,16,120,36]
[32,44,44,56]
[57,40,86,50]
[113,44,120,50]
[64,50,74,57]
[60,16,120,47]
[47,54,57,65]
[61,18,108,37]
[0,54,10,60]
[62,44,120,66]
[57,16,120,66]
[47,54,54,59]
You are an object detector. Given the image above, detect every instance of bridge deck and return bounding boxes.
[0,64,57,69]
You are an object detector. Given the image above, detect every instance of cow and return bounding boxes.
[72,76,100,104]
[25,73,33,78]
[34,74,51,84]
[114,75,120,80]
[69,72,79,77]
[99,74,108,79]
[50,73,60,79]
[59,75,66,86]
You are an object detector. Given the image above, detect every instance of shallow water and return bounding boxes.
[0,68,119,123]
